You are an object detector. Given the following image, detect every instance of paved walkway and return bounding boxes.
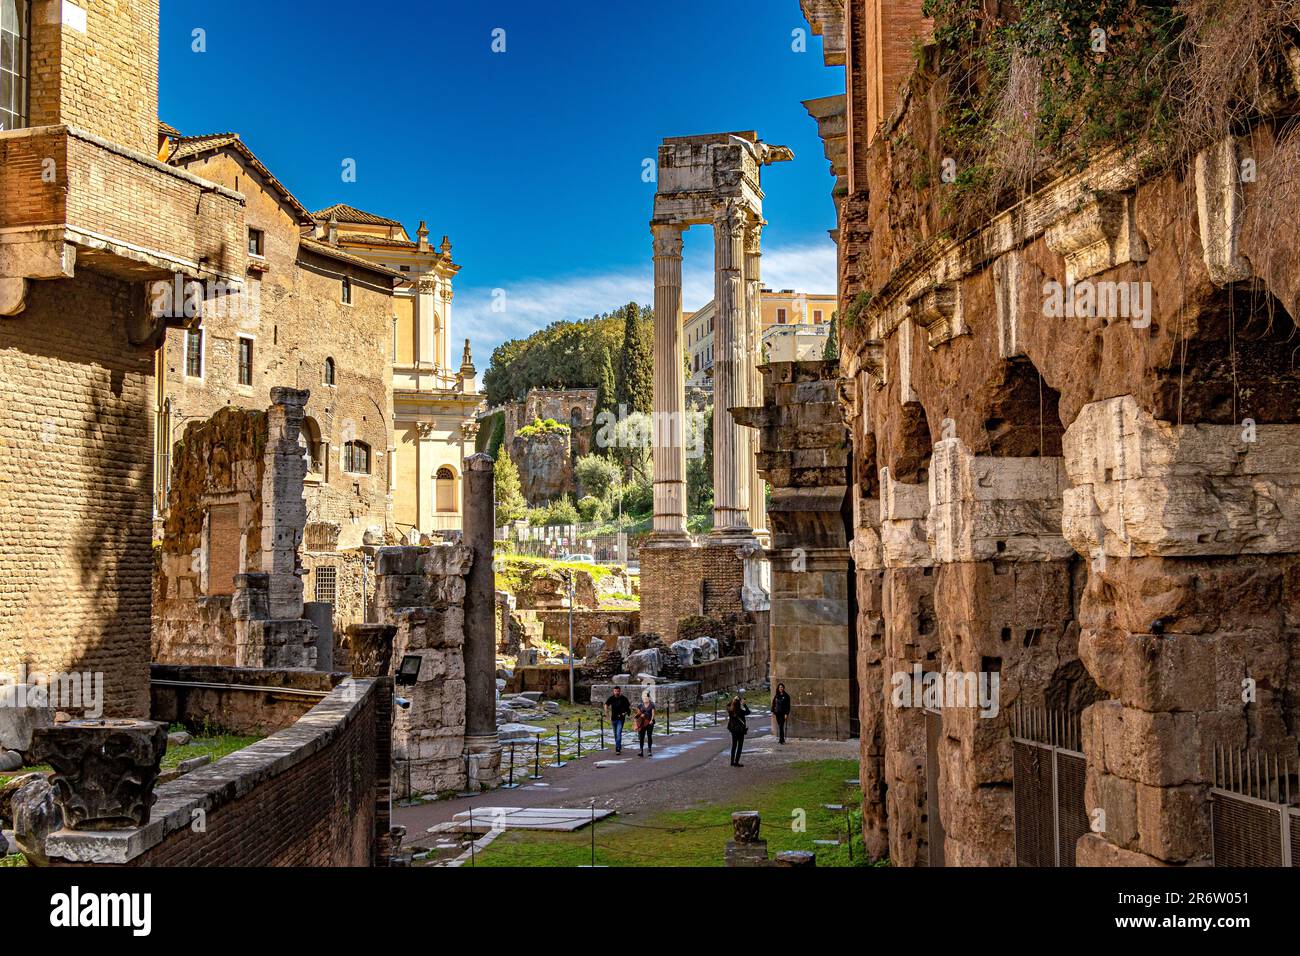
[394,712,853,836]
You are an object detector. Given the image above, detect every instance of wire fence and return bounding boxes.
[498,688,773,787]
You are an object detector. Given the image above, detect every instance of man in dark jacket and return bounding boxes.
[605,686,631,754]
[771,683,792,744]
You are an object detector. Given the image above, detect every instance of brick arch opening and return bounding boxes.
[979,357,1064,457]
[1155,281,1300,424]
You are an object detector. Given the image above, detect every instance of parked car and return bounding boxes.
[565,553,595,564]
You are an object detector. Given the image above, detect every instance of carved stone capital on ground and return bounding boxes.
[28,719,168,831]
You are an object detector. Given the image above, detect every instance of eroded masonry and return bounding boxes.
[801,0,1300,866]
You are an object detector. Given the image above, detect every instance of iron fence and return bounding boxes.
[1011,703,1088,867]
[1211,747,1300,867]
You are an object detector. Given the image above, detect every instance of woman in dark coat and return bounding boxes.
[726,695,752,767]
[771,683,791,744]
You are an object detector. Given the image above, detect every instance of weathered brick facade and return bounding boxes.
[1,0,245,717]
[0,272,155,716]
[640,542,748,641]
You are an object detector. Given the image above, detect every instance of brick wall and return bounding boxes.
[29,0,160,155]
[45,677,391,866]
[534,608,639,656]
[0,128,245,280]
[0,271,153,717]
[162,149,394,559]
[639,543,746,641]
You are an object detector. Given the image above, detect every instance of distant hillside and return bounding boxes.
[483,302,651,409]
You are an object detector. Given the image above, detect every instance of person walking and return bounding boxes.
[605,686,631,754]
[635,691,657,757]
[726,695,752,767]
[771,683,791,744]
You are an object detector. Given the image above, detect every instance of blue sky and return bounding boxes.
[160,0,844,365]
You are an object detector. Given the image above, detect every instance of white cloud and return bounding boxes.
[456,238,837,365]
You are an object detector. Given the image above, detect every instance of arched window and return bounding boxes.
[343,440,370,475]
[299,417,324,475]
[435,466,456,513]
[323,357,336,386]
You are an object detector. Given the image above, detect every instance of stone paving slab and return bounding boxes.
[449,806,613,832]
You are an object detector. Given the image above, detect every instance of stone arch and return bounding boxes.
[978,357,1064,457]
[299,415,323,474]
[1155,281,1300,424]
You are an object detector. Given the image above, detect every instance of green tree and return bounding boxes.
[616,302,653,415]
[493,449,528,526]
[823,313,840,362]
[575,453,621,501]
[595,346,617,420]
[545,494,579,526]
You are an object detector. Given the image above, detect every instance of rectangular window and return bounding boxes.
[185,327,203,378]
[341,276,352,304]
[1,0,30,133]
[814,310,823,323]
[247,228,264,257]
[777,308,787,324]
[314,566,337,605]
[237,336,253,385]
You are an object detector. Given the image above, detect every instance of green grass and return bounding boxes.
[0,727,260,787]
[474,758,874,867]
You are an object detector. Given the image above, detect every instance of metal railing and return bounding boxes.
[1211,747,1300,867]
[1010,703,1088,867]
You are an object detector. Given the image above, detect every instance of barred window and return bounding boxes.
[1,0,30,133]
[343,440,370,475]
[185,327,203,377]
[314,566,337,605]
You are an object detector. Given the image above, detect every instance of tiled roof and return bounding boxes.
[337,233,418,249]
[311,203,403,227]
[299,237,405,281]
[168,133,315,225]
[158,120,180,138]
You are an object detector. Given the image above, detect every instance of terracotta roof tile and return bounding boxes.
[311,203,404,227]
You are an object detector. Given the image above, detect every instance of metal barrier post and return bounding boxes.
[531,734,542,779]
[577,718,583,759]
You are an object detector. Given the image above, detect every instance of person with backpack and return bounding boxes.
[771,683,792,744]
[634,691,656,757]
[726,695,752,767]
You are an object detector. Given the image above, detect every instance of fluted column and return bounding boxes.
[651,223,688,540]
[744,218,767,538]
[711,200,751,534]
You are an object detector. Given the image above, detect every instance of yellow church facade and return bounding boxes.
[310,205,482,538]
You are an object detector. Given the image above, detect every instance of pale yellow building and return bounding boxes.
[685,288,836,386]
[310,205,481,538]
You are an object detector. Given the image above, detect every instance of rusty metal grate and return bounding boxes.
[1012,703,1087,867]
[1056,752,1088,867]
[1210,746,1300,867]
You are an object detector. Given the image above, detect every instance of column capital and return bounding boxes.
[713,199,749,240]
[651,223,684,259]
[744,219,765,256]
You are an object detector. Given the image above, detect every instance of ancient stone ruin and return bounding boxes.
[800,0,1300,867]
[153,388,319,669]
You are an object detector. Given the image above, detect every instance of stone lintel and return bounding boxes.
[1063,396,1300,557]
[928,439,1072,563]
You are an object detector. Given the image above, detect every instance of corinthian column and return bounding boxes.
[651,223,688,540]
[711,200,751,535]
[744,218,766,538]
